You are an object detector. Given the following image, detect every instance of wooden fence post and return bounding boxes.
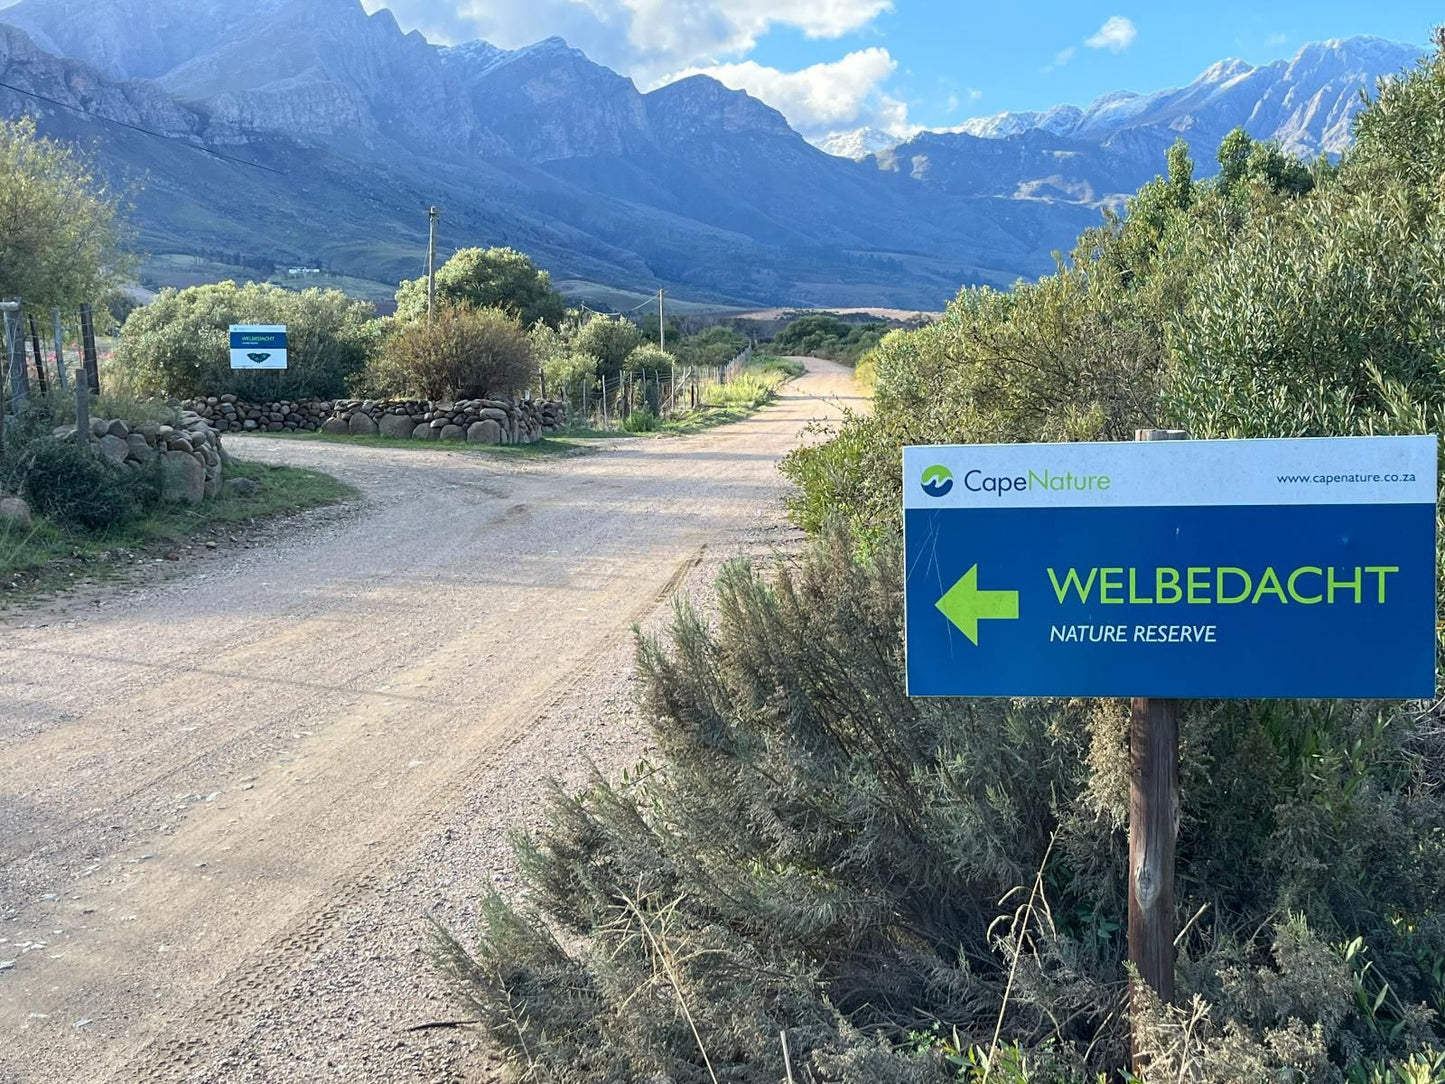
[73,369,90,450]
[1129,427,1188,1071]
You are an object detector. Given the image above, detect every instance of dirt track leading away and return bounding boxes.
[0,358,862,1083]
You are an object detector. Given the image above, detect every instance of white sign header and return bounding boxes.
[902,436,1437,510]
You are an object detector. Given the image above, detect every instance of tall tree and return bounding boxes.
[0,116,132,311]
[394,246,565,328]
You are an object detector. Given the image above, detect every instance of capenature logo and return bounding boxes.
[921,465,954,498]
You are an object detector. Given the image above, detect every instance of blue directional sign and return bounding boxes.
[229,324,288,370]
[903,436,1438,699]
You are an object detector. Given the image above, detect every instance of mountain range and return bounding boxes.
[0,0,1425,309]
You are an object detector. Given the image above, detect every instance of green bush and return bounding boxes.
[363,306,534,400]
[395,247,565,328]
[623,343,673,376]
[673,325,748,368]
[574,315,643,381]
[18,440,147,530]
[773,314,889,363]
[621,406,659,432]
[116,280,378,400]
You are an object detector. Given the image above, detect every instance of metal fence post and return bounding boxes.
[52,308,67,391]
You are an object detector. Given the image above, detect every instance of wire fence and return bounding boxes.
[550,345,753,432]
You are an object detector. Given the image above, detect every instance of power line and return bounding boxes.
[0,79,289,175]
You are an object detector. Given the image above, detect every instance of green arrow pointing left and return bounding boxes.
[935,565,1019,645]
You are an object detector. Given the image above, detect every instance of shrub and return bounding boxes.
[773,314,889,363]
[364,306,534,400]
[395,247,565,328]
[673,325,748,368]
[18,440,146,530]
[574,315,643,381]
[622,343,673,376]
[116,281,378,399]
[621,406,659,432]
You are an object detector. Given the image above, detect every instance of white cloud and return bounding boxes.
[1042,45,1075,73]
[1084,15,1137,53]
[367,0,891,82]
[669,47,907,135]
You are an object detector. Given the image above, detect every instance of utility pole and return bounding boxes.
[426,206,441,323]
[658,289,665,352]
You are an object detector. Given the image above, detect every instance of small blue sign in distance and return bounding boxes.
[903,436,1438,699]
[228,324,289,370]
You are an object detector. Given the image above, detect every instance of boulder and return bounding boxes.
[99,433,129,465]
[412,423,439,441]
[378,413,415,439]
[0,496,32,532]
[467,419,502,445]
[125,434,155,464]
[321,417,350,435]
[476,407,509,423]
[160,450,206,504]
[106,418,130,439]
[225,476,261,497]
[88,417,108,438]
[348,413,379,436]
[439,424,465,442]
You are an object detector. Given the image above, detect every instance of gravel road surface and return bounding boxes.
[0,358,862,1083]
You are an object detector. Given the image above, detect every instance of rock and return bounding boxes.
[160,450,205,504]
[168,437,194,454]
[0,497,32,532]
[439,424,464,442]
[466,419,502,445]
[224,477,261,497]
[88,417,108,438]
[99,433,129,466]
[476,407,509,423]
[347,413,379,436]
[125,434,155,464]
[243,419,259,431]
[106,418,130,439]
[412,423,439,441]
[378,413,415,439]
[320,417,349,435]
[52,425,77,441]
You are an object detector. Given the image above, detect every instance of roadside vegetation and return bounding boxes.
[433,35,1445,1084]
[772,312,889,364]
[0,118,356,589]
[0,455,352,594]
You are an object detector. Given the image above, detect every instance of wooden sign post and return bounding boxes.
[1129,427,1187,1067]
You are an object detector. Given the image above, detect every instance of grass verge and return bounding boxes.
[0,458,355,598]
[231,430,623,458]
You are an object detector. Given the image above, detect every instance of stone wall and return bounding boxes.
[184,395,566,446]
[52,410,227,503]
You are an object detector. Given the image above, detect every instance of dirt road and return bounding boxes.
[0,358,862,1083]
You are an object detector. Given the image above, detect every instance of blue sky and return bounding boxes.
[370,2,1426,139]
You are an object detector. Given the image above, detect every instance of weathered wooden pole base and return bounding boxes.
[1128,428,1186,1072]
